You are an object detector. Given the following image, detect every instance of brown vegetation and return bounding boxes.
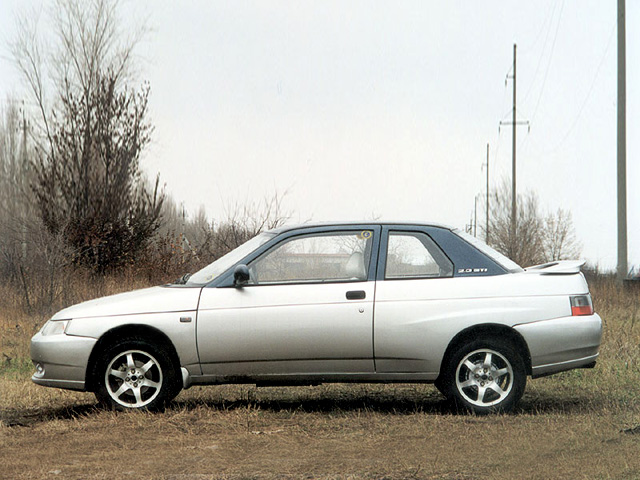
[10,0,162,273]
[484,179,581,267]
[1,276,639,479]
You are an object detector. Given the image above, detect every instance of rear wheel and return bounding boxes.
[440,338,526,414]
[94,338,179,411]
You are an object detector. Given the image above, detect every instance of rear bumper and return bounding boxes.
[530,354,598,378]
[514,313,602,378]
[30,332,96,391]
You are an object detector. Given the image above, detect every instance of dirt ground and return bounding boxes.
[2,279,639,479]
[1,381,639,480]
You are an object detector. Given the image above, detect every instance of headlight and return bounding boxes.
[41,320,70,336]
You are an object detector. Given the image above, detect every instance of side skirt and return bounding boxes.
[181,371,439,389]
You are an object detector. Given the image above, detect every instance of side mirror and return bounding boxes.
[233,264,250,287]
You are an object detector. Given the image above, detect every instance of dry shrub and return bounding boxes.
[0,267,155,369]
[589,276,640,385]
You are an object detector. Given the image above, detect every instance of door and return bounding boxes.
[374,228,455,373]
[196,227,379,376]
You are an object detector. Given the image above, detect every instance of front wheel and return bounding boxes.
[441,339,526,414]
[94,339,179,410]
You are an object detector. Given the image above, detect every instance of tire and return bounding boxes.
[440,338,526,414]
[94,337,179,411]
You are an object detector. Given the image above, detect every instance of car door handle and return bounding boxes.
[346,290,366,300]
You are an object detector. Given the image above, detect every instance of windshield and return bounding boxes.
[185,232,275,285]
[454,229,523,273]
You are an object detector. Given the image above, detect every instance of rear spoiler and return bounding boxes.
[524,260,585,275]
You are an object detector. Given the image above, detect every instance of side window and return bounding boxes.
[249,231,373,284]
[385,231,453,279]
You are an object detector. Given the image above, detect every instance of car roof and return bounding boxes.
[267,221,457,235]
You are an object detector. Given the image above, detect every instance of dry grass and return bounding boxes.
[0,271,154,367]
[1,277,640,479]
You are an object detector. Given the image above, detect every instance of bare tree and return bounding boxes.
[147,191,291,282]
[0,101,75,312]
[209,192,290,255]
[10,0,161,272]
[485,179,544,267]
[484,179,581,267]
[542,208,582,262]
[0,101,31,280]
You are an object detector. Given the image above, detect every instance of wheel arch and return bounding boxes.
[85,324,182,392]
[437,323,532,383]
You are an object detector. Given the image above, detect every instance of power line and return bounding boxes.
[541,22,616,155]
[522,0,559,104]
[490,66,512,182]
[529,0,565,126]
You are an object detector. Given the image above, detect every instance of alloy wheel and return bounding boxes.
[455,348,514,408]
[104,349,164,408]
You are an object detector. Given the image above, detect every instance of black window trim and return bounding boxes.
[377,226,455,282]
[212,225,382,288]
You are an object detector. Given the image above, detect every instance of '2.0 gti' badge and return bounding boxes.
[458,268,488,274]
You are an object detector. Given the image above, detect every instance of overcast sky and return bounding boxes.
[1,1,638,271]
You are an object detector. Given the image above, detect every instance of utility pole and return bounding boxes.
[511,44,517,236]
[617,0,627,283]
[500,44,529,258]
[20,102,28,261]
[484,143,490,244]
[473,195,478,237]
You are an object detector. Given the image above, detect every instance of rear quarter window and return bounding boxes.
[423,227,516,277]
[454,230,523,273]
[385,231,453,279]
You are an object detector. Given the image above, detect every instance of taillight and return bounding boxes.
[570,294,593,316]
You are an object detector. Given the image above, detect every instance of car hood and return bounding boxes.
[51,286,202,320]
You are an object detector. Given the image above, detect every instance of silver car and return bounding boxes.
[31,222,602,414]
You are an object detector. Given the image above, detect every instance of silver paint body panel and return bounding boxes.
[31,287,202,388]
[30,332,96,390]
[514,314,602,375]
[373,272,596,375]
[197,282,375,375]
[51,286,201,320]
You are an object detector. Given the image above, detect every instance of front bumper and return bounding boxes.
[514,313,603,378]
[30,331,97,391]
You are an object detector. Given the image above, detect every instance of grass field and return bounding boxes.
[1,277,639,480]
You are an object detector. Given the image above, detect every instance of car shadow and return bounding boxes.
[173,392,454,416]
[171,385,607,417]
[0,403,100,428]
[1,387,608,427]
